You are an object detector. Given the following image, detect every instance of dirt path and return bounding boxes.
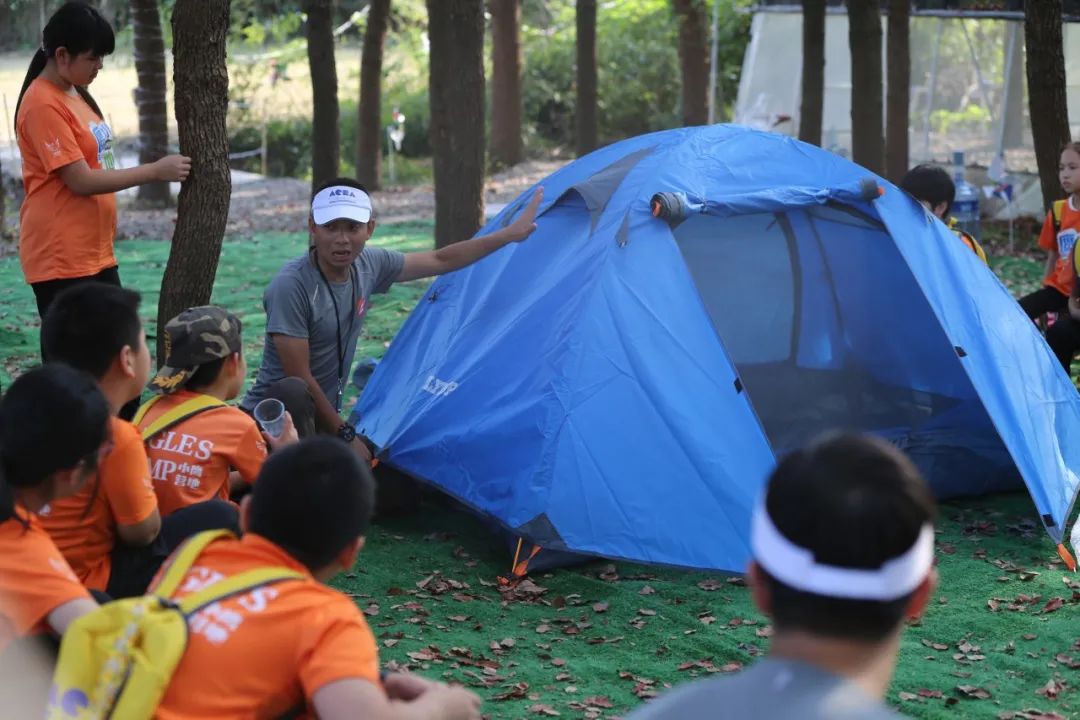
[117,159,564,241]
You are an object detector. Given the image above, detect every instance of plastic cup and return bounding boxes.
[253,398,286,438]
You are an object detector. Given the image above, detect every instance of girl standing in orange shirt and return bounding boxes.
[14,2,190,323]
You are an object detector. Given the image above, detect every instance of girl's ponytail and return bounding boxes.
[13,48,48,137]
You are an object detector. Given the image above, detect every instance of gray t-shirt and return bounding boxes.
[242,248,405,413]
[625,658,903,720]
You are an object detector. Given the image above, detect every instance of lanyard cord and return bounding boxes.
[310,250,358,409]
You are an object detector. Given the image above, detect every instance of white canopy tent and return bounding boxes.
[734,4,1080,218]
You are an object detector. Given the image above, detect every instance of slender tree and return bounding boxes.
[427,0,486,248]
[357,0,391,189]
[490,0,524,167]
[575,0,598,155]
[884,0,910,182]
[799,0,825,145]
[847,0,884,174]
[304,0,339,191]
[672,0,708,126]
[158,0,232,365]
[131,0,170,205]
[1025,0,1070,211]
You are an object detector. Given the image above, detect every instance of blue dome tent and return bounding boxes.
[355,125,1080,575]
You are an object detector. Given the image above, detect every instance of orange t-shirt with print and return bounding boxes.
[1038,196,1080,296]
[154,534,381,720]
[137,392,268,516]
[16,77,118,284]
[0,511,90,653]
[38,418,158,591]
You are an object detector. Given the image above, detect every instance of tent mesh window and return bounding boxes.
[672,206,1018,495]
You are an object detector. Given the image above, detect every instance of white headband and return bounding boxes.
[751,500,934,601]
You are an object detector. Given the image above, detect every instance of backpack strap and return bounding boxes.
[1053,198,1067,233]
[152,529,238,598]
[176,566,306,616]
[136,394,227,443]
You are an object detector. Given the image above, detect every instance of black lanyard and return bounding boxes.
[311,251,358,410]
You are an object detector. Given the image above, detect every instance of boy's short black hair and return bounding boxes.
[42,283,142,380]
[184,358,228,392]
[899,164,955,216]
[758,433,936,642]
[248,436,375,570]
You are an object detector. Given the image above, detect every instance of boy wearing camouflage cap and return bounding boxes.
[135,306,297,517]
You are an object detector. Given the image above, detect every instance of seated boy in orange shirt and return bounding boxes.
[154,437,482,720]
[136,306,296,516]
[39,283,238,598]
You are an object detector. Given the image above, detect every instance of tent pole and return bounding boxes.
[708,0,721,124]
[994,22,1018,161]
[960,18,995,128]
[923,18,944,162]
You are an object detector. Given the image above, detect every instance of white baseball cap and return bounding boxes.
[311,185,373,225]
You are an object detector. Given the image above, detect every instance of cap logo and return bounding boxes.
[329,188,356,198]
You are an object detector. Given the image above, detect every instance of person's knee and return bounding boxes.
[268,377,317,437]
[161,500,241,548]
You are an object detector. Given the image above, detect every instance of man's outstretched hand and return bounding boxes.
[506,187,545,243]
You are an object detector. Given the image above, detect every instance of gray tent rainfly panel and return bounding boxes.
[571,146,656,233]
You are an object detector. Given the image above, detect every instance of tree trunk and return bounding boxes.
[427,0,485,248]
[490,0,524,168]
[131,0,170,205]
[799,0,825,145]
[1025,0,1070,212]
[847,0,884,175]
[884,0,909,182]
[575,0,598,155]
[357,0,390,189]
[304,0,339,191]
[158,0,231,366]
[672,0,708,126]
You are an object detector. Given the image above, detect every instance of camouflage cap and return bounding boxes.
[150,306,242,394]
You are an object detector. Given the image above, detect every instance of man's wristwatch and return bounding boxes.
[336,423,357,442]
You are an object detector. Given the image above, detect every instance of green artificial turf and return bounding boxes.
[1,230,1077,719]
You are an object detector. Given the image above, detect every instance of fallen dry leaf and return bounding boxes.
[898,691,919,701]
[697,579,723,591]
[530,704,561,716]
[584,696,614,709]
[1040,598,1065,614]
[956,685,992,699]
[1036,678,1066,699]
[593,602,609,613]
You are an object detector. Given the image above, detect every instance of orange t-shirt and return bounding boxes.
[154,534,381,720]
[0,511,90,654]
[38,418,158,591]
[137,392,268,516]
[1038,197,1080,296]
[16,77,118,284]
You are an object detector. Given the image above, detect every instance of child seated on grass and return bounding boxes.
[152,436,482,720]
[136,306,297,516]
[0,364,108,715]
[39,283,238,598]
[899,164,988,264]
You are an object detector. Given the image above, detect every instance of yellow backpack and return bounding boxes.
[46,530,303,720]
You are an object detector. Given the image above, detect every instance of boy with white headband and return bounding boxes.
[242,177,543,461]
[628,433,937,719]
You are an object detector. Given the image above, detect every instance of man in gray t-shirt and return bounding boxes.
[243,177,543,461]
[627,434,937,720]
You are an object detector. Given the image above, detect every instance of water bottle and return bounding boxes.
[951,150,981,241]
